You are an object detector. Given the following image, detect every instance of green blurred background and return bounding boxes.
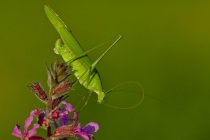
[1,0,210,139]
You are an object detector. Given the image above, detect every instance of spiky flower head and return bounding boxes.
[46,60,72,89]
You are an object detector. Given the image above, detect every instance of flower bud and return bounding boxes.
[52,95,64,109]
[29,136,45,140]
[28,82,48,102]
[51,111,59,119]
[52,125,75,139]
[52,81,72,99]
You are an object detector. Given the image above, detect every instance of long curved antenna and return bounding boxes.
[102,81,145,109]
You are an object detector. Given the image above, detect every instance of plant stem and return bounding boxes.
[47,126,51,140]
[47,89,53,140]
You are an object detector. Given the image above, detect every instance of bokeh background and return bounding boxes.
[1,0,210,139]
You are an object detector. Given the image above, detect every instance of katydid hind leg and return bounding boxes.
[56,35,122,68]
[73,34,122,69]
[55,35,122,78]
[74,35,123,98]
[90,35,122,71]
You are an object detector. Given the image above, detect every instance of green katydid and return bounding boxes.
[44,5,122,103]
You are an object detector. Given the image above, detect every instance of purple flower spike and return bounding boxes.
[12,110,41,140]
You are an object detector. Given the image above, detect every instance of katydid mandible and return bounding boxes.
[44,5,122,103]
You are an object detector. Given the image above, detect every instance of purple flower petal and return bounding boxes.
[82,122,99,134]
[59,109,68,116]
[76,132,90,140]
[12,124,24,138]
[27,124,40,138]
[60,114,73,126]
[75,123,89,140]
[73,111,78,125]
[62,101,74,112]
[30,109,37,116]
[24,110,37,134]
[77,123,81,130]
